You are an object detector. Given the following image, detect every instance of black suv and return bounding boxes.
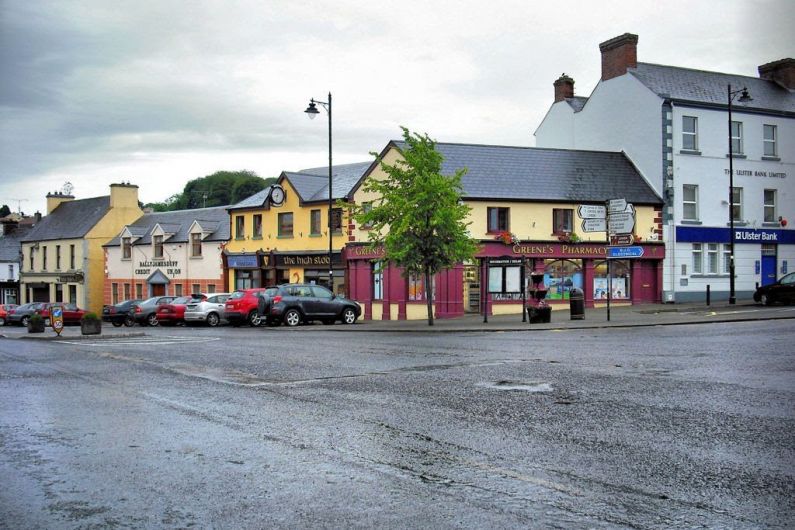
[261,284,360,326]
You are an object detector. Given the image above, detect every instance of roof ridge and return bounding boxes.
[395,139,625,156]
[636,61,764,82]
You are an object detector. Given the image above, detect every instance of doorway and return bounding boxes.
[761,244,777,286]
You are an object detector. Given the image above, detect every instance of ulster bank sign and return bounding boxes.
[677,226,795,245]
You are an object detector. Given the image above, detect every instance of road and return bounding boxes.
[1,320,793,528]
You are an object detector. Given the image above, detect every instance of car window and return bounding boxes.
[781,273,795,285]
[311,286,333,300]
[173,296,192,304]
[229,291,245,300]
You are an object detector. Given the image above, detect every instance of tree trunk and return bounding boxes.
[425,266,434,326]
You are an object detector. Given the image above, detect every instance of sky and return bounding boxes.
[1,0,793,215]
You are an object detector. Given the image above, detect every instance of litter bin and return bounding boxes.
[569,287,584,320]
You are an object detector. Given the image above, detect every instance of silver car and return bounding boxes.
[184,293,231,327]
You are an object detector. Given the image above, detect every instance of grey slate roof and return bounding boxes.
[389,141,661,205]
[631,62,795,114]
[0,226,32,262]
[228,186,273,211]
[294,162,373,202]
[22,197,110,242]
[104,206,230,247]
[566,96,588,112]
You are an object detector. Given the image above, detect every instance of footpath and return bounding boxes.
[2,302,793,339]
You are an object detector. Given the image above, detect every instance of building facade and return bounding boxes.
[19,184,143,313]
[535,33,794,302]
[103,206,230,301]
[0,219,35,305]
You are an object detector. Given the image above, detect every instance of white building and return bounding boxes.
[535,33,795,302]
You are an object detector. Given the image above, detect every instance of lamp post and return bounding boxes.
[304,93,334,291]
[727,84,752,305]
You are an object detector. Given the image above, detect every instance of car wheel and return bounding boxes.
[146,313,159,327]
[0,317,5,326]
[248,311,262,327]
[341,308,357,325]
[761,294,773,306]
[284,309,301,327]
[206,312,220,327]
[124,315,135,327]
[21,316,30,327]
[112,321,123,327]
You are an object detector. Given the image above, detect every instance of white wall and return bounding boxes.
[534,103,576,149]
[0,262,18,281]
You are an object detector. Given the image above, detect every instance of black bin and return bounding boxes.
[569,287,584,320]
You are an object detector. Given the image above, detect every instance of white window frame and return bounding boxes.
[763,124,778,157]
[682,116,698,151]
[730,121,743,155]
[764,189,776,223]
[692,243,703,275]
[706,243,719,275]
[731,187,743,222]
[722,244,731,274]
[682,184,698,221]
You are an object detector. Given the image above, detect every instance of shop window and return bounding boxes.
[310,210,321,236]
[235,216,245,239]
[593,260,630,299]
[122,237,132,259]
[682,185,698,221]
[487,207,509,233]
[372,262,383,300]
[278,212,294,237]
[543,259,582,300]
[730,121,743,155]
[682,116,698,151]
[692,243,703,274]
[191,233,202,257]
[153,235,163,258]
[763,124,777,157]
[488,264,523,300]
[408,273,434,301]
[235,269,260,290]
[55,284,63,303]
[764,189,776,223]
[69,285,77,304]
[552,209,573,234]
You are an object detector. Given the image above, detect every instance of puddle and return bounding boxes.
[479,380,553,392]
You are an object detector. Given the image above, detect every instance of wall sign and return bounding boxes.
[676,226,795,244]
[227,254,259,268]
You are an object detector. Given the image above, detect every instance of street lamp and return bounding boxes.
[727,84,752,305]
[304,92,334,291]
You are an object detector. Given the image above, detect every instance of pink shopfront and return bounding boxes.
[345,241,664,320]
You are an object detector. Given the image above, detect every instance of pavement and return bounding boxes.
[1,301,793,338]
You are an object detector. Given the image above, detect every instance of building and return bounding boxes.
[0,218,35,305]
[19,184,143,312]
[225,163,370,293]
[345,141,664,320]
[103,206,231,302]
[535,33,794,302]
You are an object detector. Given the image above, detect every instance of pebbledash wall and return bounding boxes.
[103,207,230,303]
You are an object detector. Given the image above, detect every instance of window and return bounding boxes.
[207,284,216,294]
[7,265,12,279]
[763,124,778,157]
[122,237,131,259]
[68,285,77,304]
[487,207,509,233]
[682,116,698,151]
[153,235,164,258]
[544,259,583,300]
[135,284,143,299]
[191,233,202,257]
[235,216,245,239]
[253,214,262,238]
[310,209,321,235]
[278,212,294,237]
[730,121,743,154]
[372,261,383,300]
[731,187,743,222]
[692,244,703,274]
[124,283,131,300]
[192,284,201,295]
[331,208,343,234]
[593,260,630,299]
[682,185,698,221]
[361,202,373,229]
[723,244,731,274]
[764,189,776,223]
[408,273,434,301]
[42,246,47,270]
[70,245,75,269]
[112,283,119,304]
[707,243,719,274]
[488,264,522,300]
[552,209,574,234]
[56,245,61,270]
[175,284,183,297]
[29,250,33,271]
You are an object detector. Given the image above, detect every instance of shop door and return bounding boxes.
[151,284,165,296]
[637,263,658,303]
[761,256,777,286]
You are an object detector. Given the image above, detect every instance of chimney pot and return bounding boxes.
[599,33,638,81]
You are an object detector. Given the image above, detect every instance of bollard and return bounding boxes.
[706,284,710,306]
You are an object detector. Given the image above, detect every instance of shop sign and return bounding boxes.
[676,226,795,244]
[227,255,259,268]
[349,245,385,259]
[58,273,84,283]
[724,168,787,179]
[488,257,523,266]
[274,253,342,267]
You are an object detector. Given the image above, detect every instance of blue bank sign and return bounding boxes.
[676,226,795,245]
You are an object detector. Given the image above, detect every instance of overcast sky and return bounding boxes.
[1,0,793,214]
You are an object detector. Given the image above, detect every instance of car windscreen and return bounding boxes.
[172,297,192,304]
[229,291,245,300]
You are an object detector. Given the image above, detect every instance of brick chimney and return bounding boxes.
[46,191,75,214]
[758,58,795,90]
[600,33,638,81]
[109,182,140,209]
[554,74,575,102]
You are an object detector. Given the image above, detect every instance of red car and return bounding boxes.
[224,288,268,326]
[37,303,87,325]
[0,304,19,326]
[155,294,207,326]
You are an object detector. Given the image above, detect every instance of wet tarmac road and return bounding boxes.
[1,320,793,528]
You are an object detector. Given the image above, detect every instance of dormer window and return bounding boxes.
[122,237,132,259]
[153,235,164,258]
[191,233,202,257]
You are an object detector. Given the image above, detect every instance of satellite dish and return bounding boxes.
[62,182,74,195]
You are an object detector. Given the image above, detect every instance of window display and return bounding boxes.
[593,260,630,299]
[544,259,582,300]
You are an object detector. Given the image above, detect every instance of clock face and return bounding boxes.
[270,185,285,206]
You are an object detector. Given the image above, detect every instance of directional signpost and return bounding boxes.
[605,198,637,322]
[608,246,644,258]
[578,205,606,220]
[582,218,606,232]
[609,234,634,246]
[607,211,635,235]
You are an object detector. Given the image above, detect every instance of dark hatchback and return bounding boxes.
[102,299,142,327]
[264,284,360,326]
[753,272,795,305]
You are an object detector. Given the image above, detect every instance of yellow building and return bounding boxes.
[20,183,143,313]
[224,162,371,293]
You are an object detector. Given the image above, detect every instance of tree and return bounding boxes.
[0,204,10,217]
[142,170,274,211]
[352,127,478,325]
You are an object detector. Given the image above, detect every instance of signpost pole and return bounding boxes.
[606,258,611,322]
[521,257,527,323]
[605,200,611,322]
[482,258,488,324]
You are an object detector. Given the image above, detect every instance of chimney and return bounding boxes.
[554,74,575,102]
[758,58,795,90]
[34,211,42,223]
[109,182,140,209]
[46,191,75,214]
[600,33,638,81]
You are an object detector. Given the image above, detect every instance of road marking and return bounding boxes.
[58,336,220,346]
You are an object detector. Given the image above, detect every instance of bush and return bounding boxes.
[81,312,100,322]
[30,314,44,324]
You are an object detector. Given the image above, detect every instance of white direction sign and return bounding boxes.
[608,211,635,234]
[578,205,606,219]
[581,218,607,232]
[608,198,627,212]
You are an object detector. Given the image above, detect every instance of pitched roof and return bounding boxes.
[629,62,795,115]
[227,186,274,211]
[384,141,661,205]
[566,96,588,112]
[104,206,230,247]
[22,196,110,242]
[0,226,33,262]
[292,162,373,202]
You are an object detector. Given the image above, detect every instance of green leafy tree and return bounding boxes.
[143,170,275,211]
[0,204,10,217]
[352,127,478,326]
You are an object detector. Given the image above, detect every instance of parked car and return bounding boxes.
[184,293,232,327]
[0,304,18,326]
[102,299,141,327]
[266,284,361,326]
[37,303,87,325]
[753,272,795,306]
[5,302,46,326]
[132,296,176,326]
[224,288,268,327]
[156,294,207,326]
